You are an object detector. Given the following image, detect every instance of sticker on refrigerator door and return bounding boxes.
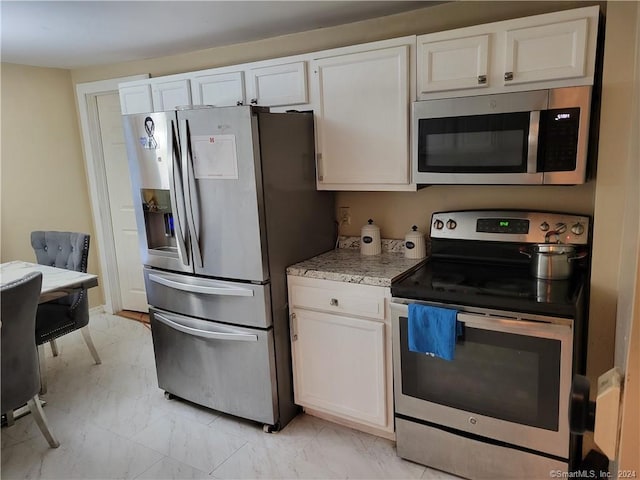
[141,117,158,149]
[192,135,239,179]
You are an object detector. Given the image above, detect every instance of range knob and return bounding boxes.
[446,219,457,230]
[571,223,585,235]
[540,222,550,232]
[555,223,568,234]
[433,219,444,230]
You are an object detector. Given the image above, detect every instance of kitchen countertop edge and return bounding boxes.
[286,249,428,287]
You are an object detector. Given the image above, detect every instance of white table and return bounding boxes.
[0,261,98,303]
[0,261,99,422]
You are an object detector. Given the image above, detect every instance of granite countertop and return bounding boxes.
[286,238,427,287]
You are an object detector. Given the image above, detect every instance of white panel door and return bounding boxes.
[504,18,588,85]
[418,34,490,94]
[119,84,153,114]
[151,78,192,111]
[96,93,148,312]
[312,45,410,186]
[246,61,308,107]
[191,71,245,106]
[291,308,387,427]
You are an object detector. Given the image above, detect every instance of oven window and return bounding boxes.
[399,317,560,431]
[417,112,530,173]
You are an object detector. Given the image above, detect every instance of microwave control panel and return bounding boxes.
[538,107,581,172]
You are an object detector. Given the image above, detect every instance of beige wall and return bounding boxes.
[610,0,640,468]
[588,0,638,388]
[71,1,599,84]
[0,63,103,307]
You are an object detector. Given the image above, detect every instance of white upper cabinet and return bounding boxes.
[246,61,308,107]
[417,34,490,94]
[311,38,415,191]
[416,6,600,100]
[191,71,245,107]
[119,83,153,115]
[503,18,588,85]
[151,78,191,111]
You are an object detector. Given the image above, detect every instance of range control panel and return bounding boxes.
[431,210,590,245]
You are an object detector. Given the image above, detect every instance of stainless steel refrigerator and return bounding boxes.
[122,106,335,431]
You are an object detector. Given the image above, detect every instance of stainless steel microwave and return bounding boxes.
[412,86,592,185]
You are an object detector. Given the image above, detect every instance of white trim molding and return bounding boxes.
[75,74,149,314]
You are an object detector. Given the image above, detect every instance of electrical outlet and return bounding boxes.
[339,207,351,225]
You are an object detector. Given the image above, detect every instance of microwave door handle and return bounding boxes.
[180,118,204,268]
[169,120,189,266]
[527,110,541,174]
[154,313,258,342]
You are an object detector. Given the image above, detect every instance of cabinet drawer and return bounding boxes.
[290,283,385,320]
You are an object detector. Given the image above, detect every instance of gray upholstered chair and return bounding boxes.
[31,231,101,394]
[1,272,60,448]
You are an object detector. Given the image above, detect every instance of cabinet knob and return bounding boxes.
[477,75,487,84]
[250,98,258,105]
[330,298,339,306]
[236,100,243,106]
[504,72,514,81]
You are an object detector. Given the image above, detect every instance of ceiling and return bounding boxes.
[1,1,432,70]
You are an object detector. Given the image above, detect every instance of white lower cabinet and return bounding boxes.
[288,276,394,438]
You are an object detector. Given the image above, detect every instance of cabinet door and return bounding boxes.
[119,84,153,114]
[503,18,588,85]
[312,45,410,187]
[246,61,307,107]
[191,71,245,107]
[151,79,192,111]
[291,309,387,427]
[418,34,489,94]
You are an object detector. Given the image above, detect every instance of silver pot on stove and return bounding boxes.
[520,243,588,280]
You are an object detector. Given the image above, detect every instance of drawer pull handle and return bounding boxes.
[330,298,339,306]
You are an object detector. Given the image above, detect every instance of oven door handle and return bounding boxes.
[456,312,570,338]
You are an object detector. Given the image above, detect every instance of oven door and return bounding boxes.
[412,89,547,185]
[391,300,573,459]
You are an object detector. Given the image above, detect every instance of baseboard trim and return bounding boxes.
[303,407,396,441]
[89,305,106,315]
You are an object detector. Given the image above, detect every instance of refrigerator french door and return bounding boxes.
[122,106,335,430]
[124,107,269,279]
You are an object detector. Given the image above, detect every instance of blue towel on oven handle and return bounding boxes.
[408,303,461,361]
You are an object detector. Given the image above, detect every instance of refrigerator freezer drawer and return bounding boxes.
[144,267,272,328]
[150,308,278,425]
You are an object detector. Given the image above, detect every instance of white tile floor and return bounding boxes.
[1,312,459,480]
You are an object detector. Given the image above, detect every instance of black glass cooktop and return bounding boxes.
[391,259,587,317]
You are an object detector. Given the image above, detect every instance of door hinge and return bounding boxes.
[290,312,298,341]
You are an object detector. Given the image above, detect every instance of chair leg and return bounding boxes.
[50,339,59,357]
[27,396,60,448]
[81,326,101,365]
[37,344,47,395]
[6,410,15,427]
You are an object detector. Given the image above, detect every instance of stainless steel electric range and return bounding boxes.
[390,210,591,479]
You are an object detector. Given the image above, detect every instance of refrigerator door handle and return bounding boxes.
[149,273,255,297]
[180,118,204,268]
[154,313,258,342]
[169,120,189,266]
